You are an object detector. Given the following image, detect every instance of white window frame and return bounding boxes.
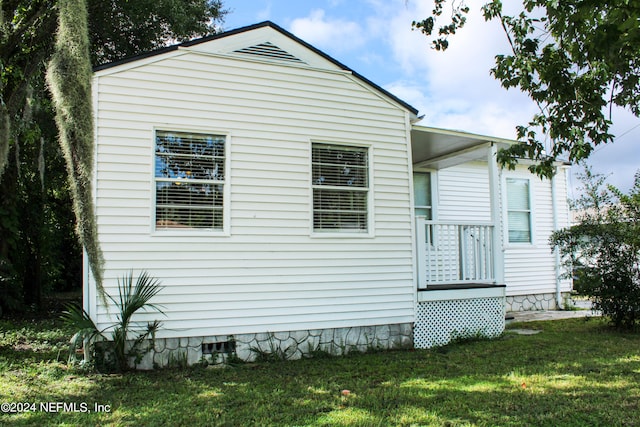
[152,128,230,236]
[412,169,438,220]
[310,141,373,237]
[504,176,534,245]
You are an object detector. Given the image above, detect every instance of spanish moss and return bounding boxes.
[46,0,105,301]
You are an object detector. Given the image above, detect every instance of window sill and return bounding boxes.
[504,242,536,249]
[151,228,230,237]
[310,231,374,239]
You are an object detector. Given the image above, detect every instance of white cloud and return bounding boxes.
[289,9,366,52]
[585,110,640,193]
[281,0,637,193]
[365,0,434,75]
[384,80,430,116]
[379,2,638,193]
[430,101,536,139]
[373,1,534,140]
[256,3,272,22]
[385,79,534,138]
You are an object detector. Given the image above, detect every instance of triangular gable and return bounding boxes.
[93,21,418,115]
[183,24,338,70]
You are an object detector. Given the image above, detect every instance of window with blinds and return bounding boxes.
[155,130,225,230]
[506,178,531,243]
[311,143,369,232]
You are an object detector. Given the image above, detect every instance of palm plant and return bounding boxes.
[62,270,164,372]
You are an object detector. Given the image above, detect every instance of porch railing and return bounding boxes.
[416,218,495,288]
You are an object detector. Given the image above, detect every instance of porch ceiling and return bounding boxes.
[411,125,517,170]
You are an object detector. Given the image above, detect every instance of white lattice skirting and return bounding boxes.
[415,296,505,348]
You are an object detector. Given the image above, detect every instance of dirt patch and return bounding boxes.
[507,329,542,335]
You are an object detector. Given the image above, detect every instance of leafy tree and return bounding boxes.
[551,167,640,329]
[413,0,640,178]
[0,0,226,311]
[0,1,58,179]
[88,0,226,65]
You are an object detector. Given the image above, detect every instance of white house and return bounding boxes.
[87,21,571,367]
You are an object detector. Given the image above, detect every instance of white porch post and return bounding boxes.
[416,216,427,289]
[488,143,504,284]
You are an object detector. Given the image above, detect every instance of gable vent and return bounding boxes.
[233,42,305,64]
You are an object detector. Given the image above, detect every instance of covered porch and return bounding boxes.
[410,125,510,348]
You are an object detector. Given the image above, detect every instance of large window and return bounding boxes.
[312,143,369,232]
[155,130,225,230]
[506,178,531,243]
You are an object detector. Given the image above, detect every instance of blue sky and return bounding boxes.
[221,0,639,193]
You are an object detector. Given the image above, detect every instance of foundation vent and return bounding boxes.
[202,340,236,355]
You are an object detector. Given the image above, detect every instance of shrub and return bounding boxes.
[61,270,164,371]
[551,167,640,329]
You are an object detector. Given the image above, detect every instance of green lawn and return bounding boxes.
[1,316,639,426]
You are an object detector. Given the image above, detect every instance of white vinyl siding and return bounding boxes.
[503,167,572,296]
[437,163,491,223]
[435,162,571,298]
[154,130,225,230]
[89,31,415,338]
[312,143,369,232]
[506,178,532,243]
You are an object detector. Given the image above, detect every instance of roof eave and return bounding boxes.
[92,21,419,116]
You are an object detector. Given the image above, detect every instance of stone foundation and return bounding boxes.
[132,323,413,370]
[506,292,571,312]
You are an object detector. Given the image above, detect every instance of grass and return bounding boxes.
[1,316,639,426]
